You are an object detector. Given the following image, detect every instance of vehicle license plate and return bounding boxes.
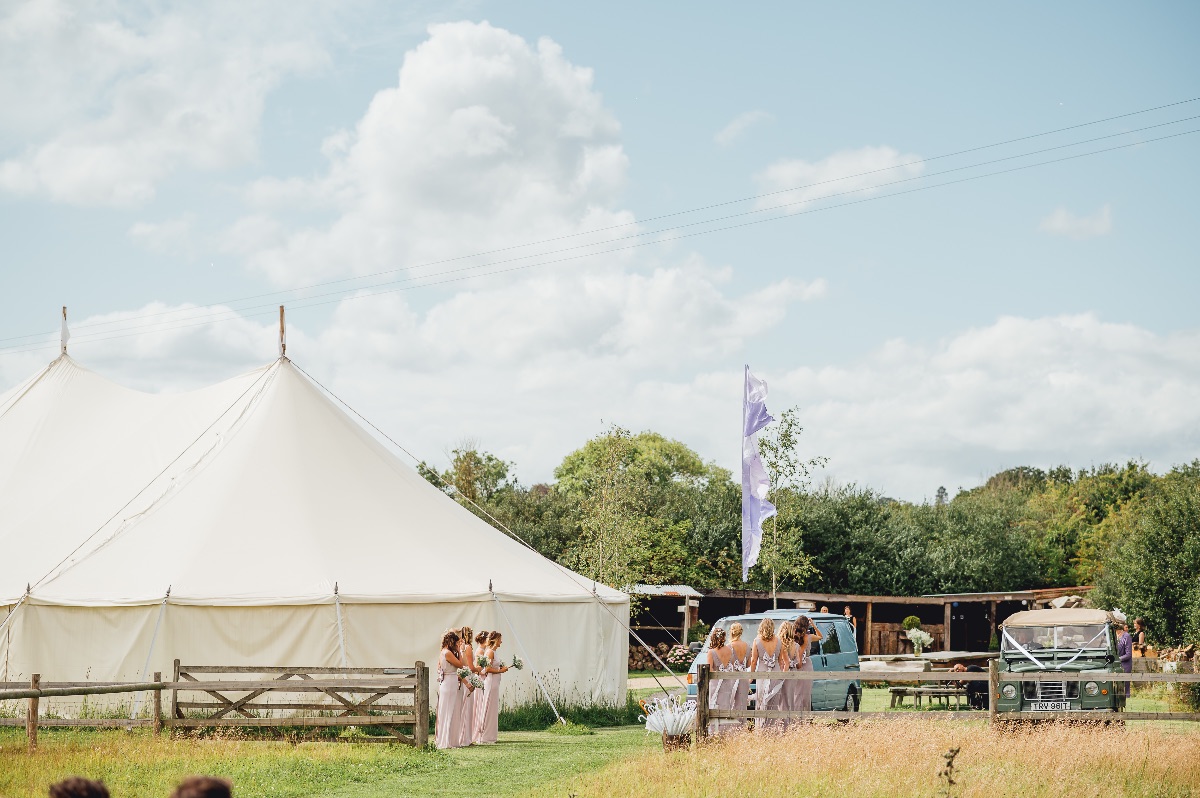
[1030,701,1070,711]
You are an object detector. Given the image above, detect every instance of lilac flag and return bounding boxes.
[742,366,777,581]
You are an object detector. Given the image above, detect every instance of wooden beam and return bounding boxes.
[944,603,952,651]
[865,602,874,656]
[26,674,38,753]
[414,661,429,749]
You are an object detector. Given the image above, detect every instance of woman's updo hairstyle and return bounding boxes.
[778,620,795,645]
[729,622,744,641]
[475,630,489,646]
[757,617,775,642]
[441,629,460,651]
[709,628,727,649]
[459,626,473,645]
[487,631,503,646]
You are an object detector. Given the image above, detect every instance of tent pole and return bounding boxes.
[333,583,349,668]
[279,306,286,357]
[491,589,565,725]
[129,587,170,723]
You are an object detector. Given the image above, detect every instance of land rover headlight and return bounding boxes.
[1001,684,1017,699]
[1084,681,1100,696]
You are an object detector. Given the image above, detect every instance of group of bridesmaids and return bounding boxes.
[434,625,510,749]
[705,617,823,734]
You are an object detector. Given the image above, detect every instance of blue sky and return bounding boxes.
[1,1,1198,499]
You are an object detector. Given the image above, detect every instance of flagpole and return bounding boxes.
[771,515,777,609]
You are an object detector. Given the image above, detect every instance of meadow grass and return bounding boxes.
[0,726,653,798]
[531,717,1200,798]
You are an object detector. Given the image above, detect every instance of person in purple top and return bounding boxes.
[1116,622,1133,697]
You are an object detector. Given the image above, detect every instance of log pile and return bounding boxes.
[628,643,671,671]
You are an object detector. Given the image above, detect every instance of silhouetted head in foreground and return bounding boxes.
[49,778,110,798]
[171,776,233,798]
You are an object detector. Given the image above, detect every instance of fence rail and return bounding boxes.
[694,661,1200,735]
[1,661,431,753]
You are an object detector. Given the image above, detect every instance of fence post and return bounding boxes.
[27,673,39,753]
[695,664,709,739]
[988,660,998,726]
[171,659,180,720]
[153,672,163,735]
[414,661,429,749]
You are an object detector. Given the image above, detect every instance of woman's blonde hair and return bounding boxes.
[729,622,744,641]
[757,617,775,641]
[779,620,795,646]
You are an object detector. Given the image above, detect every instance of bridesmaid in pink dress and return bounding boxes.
[749,618,789,733]
[778,621,801,728]
[705,627,737,735]
[434,630,466,749]
[728,623,751,730]
[472,630,490,737]
[456,625,478,747]
[793,615,824,716]
[475,630,510,744]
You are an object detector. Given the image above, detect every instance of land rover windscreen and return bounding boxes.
[995,608,1123,714]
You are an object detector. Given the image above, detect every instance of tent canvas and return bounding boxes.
[0,356,628,707]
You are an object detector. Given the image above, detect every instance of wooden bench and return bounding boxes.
[889,686,967,709]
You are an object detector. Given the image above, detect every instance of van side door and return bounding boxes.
[813,621,843,709]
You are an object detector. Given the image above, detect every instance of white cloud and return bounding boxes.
[755,146,923,212]
[773,314,1200,500]
[0,0,330,206]
[229,20,634,287]
[1039,204,1112,239]
[714,110,771,146]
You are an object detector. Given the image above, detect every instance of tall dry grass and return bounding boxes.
[535,718,1200,798]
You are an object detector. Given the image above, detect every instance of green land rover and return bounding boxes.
[995,608,1125,715]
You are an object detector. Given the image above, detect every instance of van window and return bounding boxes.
[833,621,857,653]
[818,622,841,654]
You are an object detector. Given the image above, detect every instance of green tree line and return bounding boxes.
[419,429,1200,647]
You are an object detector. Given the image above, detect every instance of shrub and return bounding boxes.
[902,615,922,631]
[688,621,711,643]
[665,644,696,669]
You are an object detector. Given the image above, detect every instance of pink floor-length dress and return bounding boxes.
[753,638,783,733]
[434,652,462,749]
[795,639,814,715]
[707,649,738,735]
[476,651,502,744]
[731,642,750,730]
[783,640,802,726]
[472,649,489,740]
[457,645,476,747]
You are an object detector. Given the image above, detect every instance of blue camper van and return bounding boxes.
[686,610,861,711]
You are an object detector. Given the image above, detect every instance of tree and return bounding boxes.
[754,407,827,596]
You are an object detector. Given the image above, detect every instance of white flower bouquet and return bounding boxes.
[456,666,471,681]
[467,672,485,690]
[510,655,524,670]
[476,653,490,668]
[906,628,934,654]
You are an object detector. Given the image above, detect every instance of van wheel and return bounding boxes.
[843,689,859,712]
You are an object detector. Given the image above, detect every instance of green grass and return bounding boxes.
[495,694,643,731]
[626,669,677,680]
[0,726,653,798]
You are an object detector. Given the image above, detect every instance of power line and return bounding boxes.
[2,95,1196,347]
[3,124,1197,358]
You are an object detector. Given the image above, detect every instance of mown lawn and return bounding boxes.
[0,726,654,798]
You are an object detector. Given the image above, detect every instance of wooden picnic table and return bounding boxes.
[889,685,968,709]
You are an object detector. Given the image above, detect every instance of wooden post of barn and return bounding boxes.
[695,664,710,740]
[944,602,952,651]
[26,673,39,753]
[414,661,429,749]
[152,672,163,735]
[864,602,874,655]
[988,660,999,725]
[171,658,180,720]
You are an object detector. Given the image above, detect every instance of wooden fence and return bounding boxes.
[694,662,1200,735]
[0,662,430,753]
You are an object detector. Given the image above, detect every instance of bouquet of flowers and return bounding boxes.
[456,666,471,682]
[476,653,490,668]
[510,655,524,670]
[906,628,934,655]
[467,672,485,690]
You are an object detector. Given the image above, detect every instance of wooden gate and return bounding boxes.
[170,661,429,745]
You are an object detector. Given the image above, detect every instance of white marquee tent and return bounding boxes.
[0,355,628,707]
